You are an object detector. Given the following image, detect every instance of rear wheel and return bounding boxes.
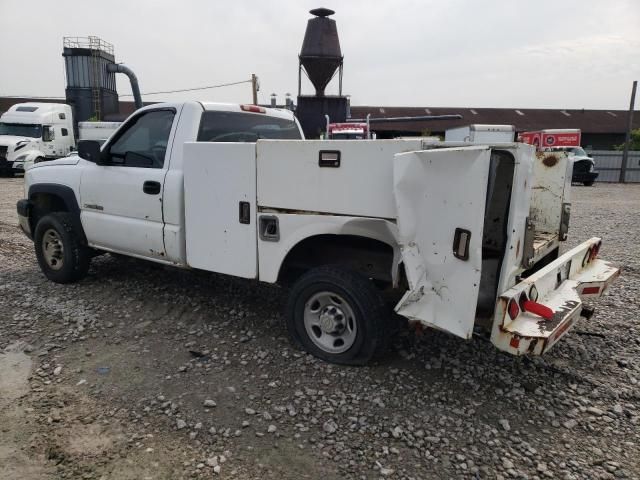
[34,212,90,283]
[286,265,389,365]
[583,180,595,186]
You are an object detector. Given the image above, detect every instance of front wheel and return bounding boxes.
[583,180,595,186]
[286,266,389,365]
[34,212,90,283]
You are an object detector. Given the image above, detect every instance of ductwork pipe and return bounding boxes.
[107,63,143,110]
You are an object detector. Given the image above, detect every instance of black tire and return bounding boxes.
[583,181,595,186]
[286,265,389,365]
[34,212,90,283]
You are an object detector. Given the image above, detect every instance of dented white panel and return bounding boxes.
[393,147,491,339]
[530,151,570,234]
[183,142,258,278]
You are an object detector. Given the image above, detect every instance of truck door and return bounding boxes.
[79,107,179,259]
[393,147,491,339]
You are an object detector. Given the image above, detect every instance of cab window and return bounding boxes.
[197,111,302,142]
[107,110,175,168]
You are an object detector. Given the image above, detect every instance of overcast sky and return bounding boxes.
[1,0,639,110]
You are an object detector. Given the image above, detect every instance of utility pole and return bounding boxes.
[620,80,637,183]
[251,74,259,105]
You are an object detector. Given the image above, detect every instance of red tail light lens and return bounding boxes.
[240,105,266,113]
[522,300,554,320]
[508,298,520,320]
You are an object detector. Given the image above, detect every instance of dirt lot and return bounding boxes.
[0,177,639,479]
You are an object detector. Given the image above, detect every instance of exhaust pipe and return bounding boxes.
[107,63,143,110]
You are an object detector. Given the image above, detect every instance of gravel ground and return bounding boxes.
[0,177,638,480]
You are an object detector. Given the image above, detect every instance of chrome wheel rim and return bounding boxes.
[304,291,357,354]
[42,229,64,270]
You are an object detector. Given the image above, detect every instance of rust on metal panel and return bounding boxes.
[537,300,579,333]
[527,338,539,354]
[542,154,560,168]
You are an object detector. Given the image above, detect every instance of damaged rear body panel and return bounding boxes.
[393,146,491,339]
[392,143,619,354]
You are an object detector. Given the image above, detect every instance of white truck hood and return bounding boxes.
[0,135,33,147]
[30,155,81,168]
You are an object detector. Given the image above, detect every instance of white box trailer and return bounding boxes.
[445,124,516,143]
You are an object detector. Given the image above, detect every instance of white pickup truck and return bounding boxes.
[17,101,619,365]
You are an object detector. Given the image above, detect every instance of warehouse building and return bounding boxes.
[0,97,637,150]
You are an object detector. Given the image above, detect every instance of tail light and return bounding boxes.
[508,298,520,320]
[507,289,554,321]
[582,241,602,267]
[240,105,266,113]
[522,300,554,320]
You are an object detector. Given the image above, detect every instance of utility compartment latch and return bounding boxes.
[259,215,280,242]
[559,203,571,241]
[522,216,535,268]
[452,228,471,261]
[239,201,251,224]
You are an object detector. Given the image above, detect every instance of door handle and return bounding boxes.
[143,181,161,195]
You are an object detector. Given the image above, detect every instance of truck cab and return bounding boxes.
[0,103,75,175]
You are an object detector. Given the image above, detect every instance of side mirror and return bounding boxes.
[42,126,55,142]
[77,140,103,164]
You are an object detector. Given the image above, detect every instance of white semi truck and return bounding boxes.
[16,101,619,365]
[0,102,120,176]
[0,103,75,175]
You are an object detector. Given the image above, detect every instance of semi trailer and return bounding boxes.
[0,102,120,176]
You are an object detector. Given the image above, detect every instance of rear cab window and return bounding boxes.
[197,111,302,142]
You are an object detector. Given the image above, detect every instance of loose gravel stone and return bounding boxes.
[0,179,638,479]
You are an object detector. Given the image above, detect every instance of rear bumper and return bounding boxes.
[572,171,598,183]
[491,237,619,355]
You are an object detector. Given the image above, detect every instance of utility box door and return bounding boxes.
[183,142,257,278]
[393,146,492,339]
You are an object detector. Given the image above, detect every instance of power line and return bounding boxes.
[120,79,253,97]
[0,95,66,99]
[1,78,253,100]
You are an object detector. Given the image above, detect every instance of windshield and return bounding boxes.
[0,122,42,138]
[197,111,302,142]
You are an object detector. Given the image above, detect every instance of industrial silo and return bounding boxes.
[296,8,348,138]
[62,36,120,124]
